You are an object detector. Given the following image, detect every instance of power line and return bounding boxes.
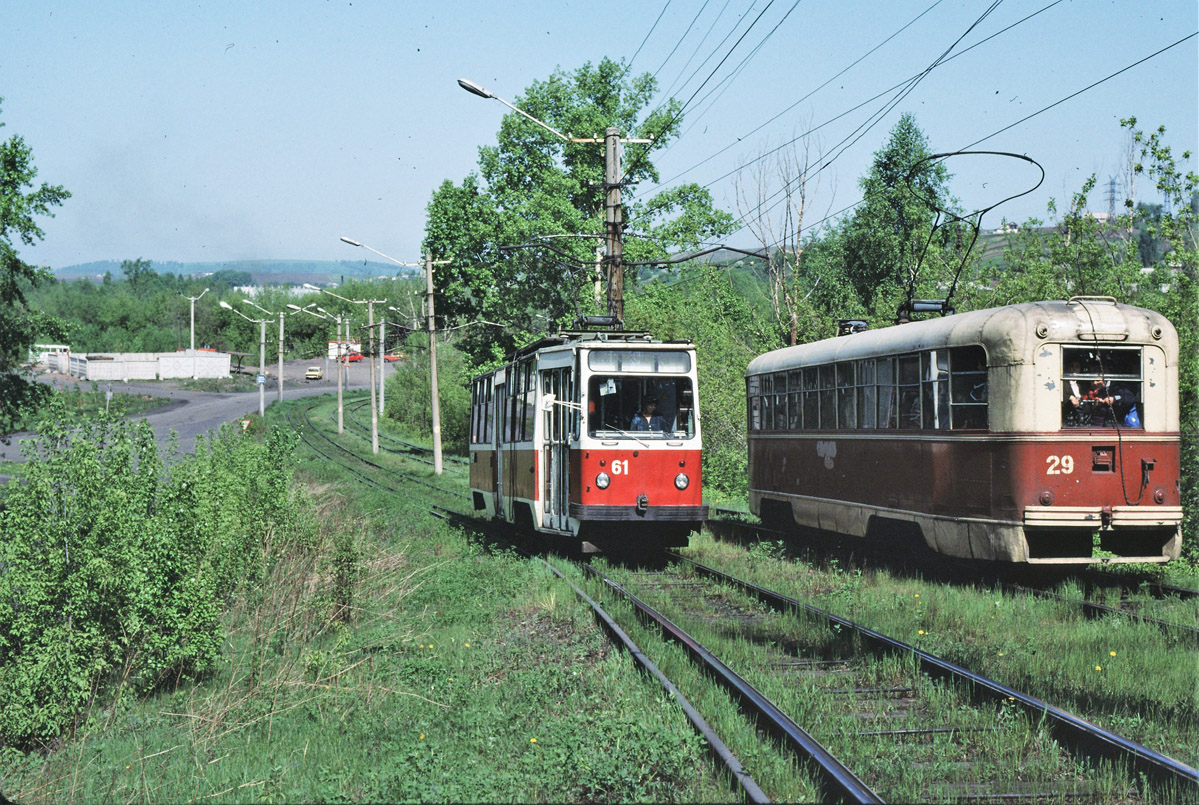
[636,1,1005,239]
[668,0,807,145]
[629,0,673,72]
[960,30,1199,151]
[650,0,713,83]
[658,0,737,100]
[715,30,1199,243]
[651,0,1063,195]
[622,0,798,189]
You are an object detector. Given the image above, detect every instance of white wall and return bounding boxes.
[67,352,231,381]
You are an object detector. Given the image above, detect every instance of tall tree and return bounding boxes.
[424,58,734,366]
[839,113,960,322]
[0,100,70,433]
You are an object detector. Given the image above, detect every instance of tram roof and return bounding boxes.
[509,331,693,361]
[747,299,1177,375]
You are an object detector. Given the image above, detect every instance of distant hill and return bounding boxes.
[53,259,419,286]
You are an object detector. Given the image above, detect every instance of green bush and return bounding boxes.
[383,342,471,452]
[0,413,309,749]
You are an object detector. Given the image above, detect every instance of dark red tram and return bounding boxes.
[746,298,1182,564]
[469,332,707,552]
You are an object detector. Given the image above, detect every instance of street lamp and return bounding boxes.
[336,241,450,471]
[219,300,267,417]
[458,77,651,327]
[243,298,309,404]
[182,287,210,379]
[290,304,347,434]
[305,279,388,455]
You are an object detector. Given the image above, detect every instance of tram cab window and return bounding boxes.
[1061,347,1143,429]
[588,375,696,439]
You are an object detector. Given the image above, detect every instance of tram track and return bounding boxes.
[638,554,1198,798]
[285,400,466,508]
[341,397,468,472]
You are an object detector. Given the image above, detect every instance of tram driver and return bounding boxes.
[631,394,668,432]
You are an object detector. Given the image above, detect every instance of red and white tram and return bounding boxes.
[469,332,708,552]
[746,298,1182,564]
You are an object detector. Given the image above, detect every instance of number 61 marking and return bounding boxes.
[1046,455,1074,475]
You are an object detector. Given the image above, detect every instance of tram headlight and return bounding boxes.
[595,472,610,490]
[675,473,690,490]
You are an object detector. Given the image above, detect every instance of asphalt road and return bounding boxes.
[0,358,396,482]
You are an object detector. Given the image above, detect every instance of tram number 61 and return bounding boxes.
[610,460,630,475]
[1046,455,1074,475]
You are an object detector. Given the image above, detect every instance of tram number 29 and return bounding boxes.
[1046,455,1074,475]
[610,459,630,475]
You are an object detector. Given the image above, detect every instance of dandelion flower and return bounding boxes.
[918,630,925,635]
[420,733,425,740]
[914,594,920,598]
[998,652,1004,657]
[1095,665,1102,671]
[530,738,537,743]
[1109,651,1117,657]
[465,643,471,648]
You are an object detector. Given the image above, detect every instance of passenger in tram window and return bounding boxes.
[1062,357,1100,426]
[970,358,987,402]
[1093,379,1142,428]
[631,395,667,431]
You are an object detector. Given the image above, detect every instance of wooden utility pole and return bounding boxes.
[600,128,652,328]
[426,252,442,475]
[604,127,624,325]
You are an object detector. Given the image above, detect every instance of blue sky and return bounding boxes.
[3,0,1196,270]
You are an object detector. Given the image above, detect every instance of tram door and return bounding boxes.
[493,381,506,517]
[541,368,572,532]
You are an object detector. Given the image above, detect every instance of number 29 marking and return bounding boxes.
[1046,455,1074,475]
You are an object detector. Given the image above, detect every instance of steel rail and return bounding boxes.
[583,563,883,804]
[676,555,1199,792]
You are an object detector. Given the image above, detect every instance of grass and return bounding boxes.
[178,377,257,393]
[1,397,732,803]
[4,386,172,435]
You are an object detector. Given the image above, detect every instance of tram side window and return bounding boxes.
[921,350,950,429]
[1061,346,1142,429]
[803,367,819,428]
[837,363,856,429]
[876,358,897,429]
[483,379,493,443]
[856,360,877,428]
[747,376,761,431]
[773,372,789,430]
[471,378,493,443]
[523,362,536,441]
[787,370,802,430]
[818,365,837,429]
[949,346,987,430]
[896,356,921,429]
[470,381,480,443]
[757,374,776,431]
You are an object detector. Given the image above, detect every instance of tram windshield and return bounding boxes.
[587,376,696,439]
[1061,346,1143,429]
